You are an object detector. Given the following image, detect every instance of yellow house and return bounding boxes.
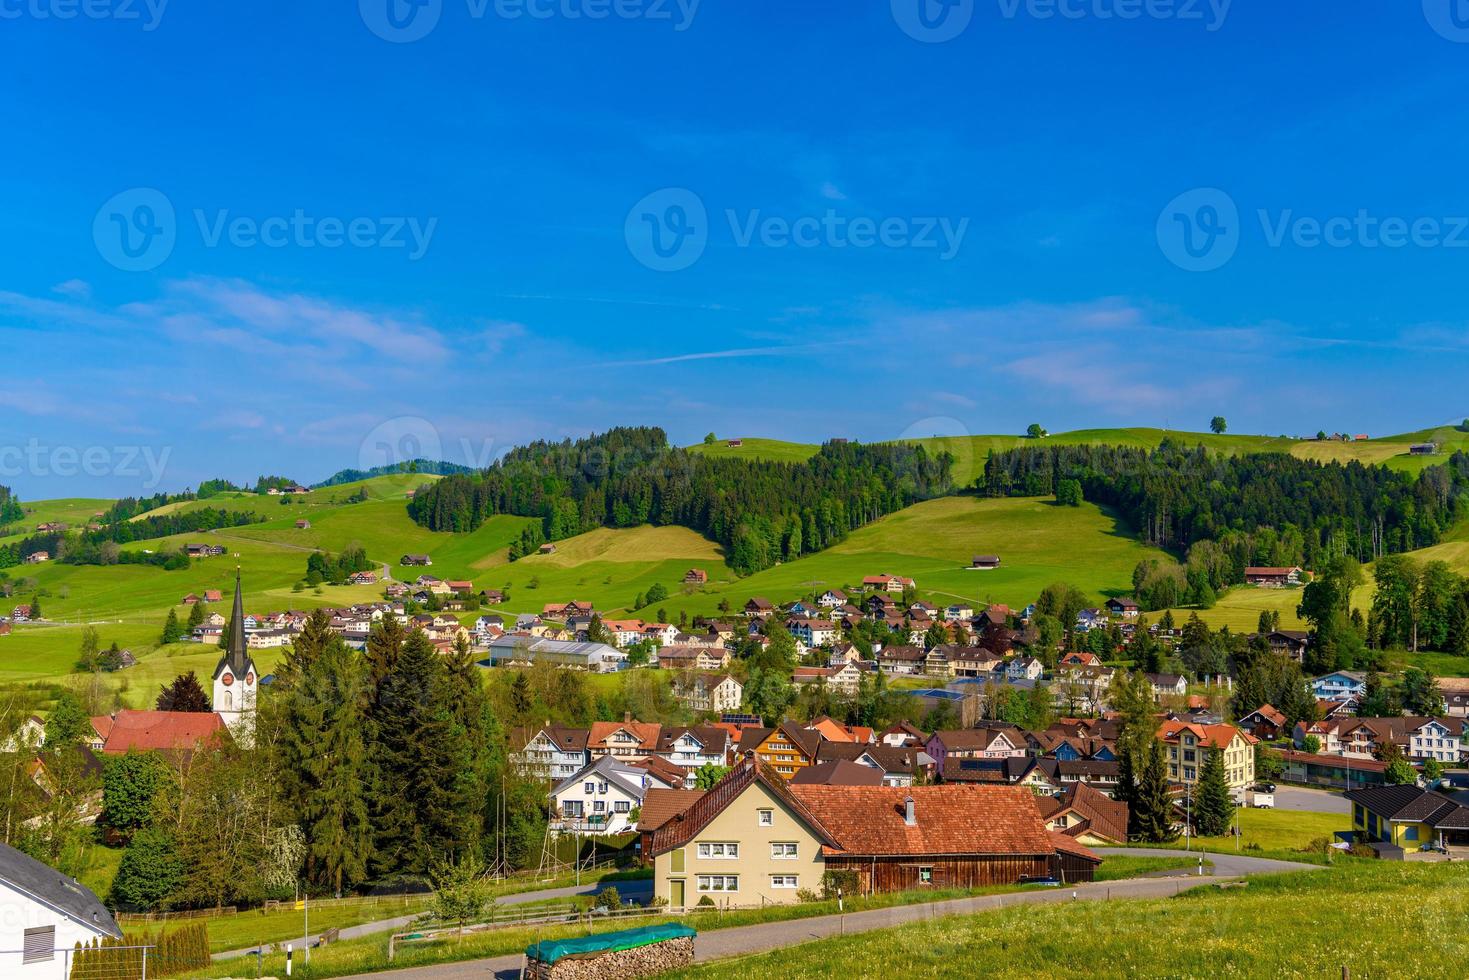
[645,762,833,908]
[735,722,822,779]
[1157,720,1256,791]
[1345,785,1469,853]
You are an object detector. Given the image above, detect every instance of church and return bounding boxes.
[212,569,258,736]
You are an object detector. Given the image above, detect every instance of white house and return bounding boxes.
[672,673,744,714]
[1005,657,1043,682]
[656,726,731,770]
[0,842,121,980]
[1409,718,1465,764]
[787,618,838,648]
[551,757,651,834]
[1311,671,1367,700]
[515,725,590,781]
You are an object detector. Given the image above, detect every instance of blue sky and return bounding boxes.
[3,1,1469,496]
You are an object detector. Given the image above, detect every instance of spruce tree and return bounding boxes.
[187,600,206,629]
[1115,743,1138,838]
[1134,738,1178,843]
[1194,745,1235,837]
[160,608,182,644]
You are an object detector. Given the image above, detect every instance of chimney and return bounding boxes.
[624,711,633,724]
[903,796,916,827]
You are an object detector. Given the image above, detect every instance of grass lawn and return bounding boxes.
[1116,806,1343,860]
[666,860,1465,979]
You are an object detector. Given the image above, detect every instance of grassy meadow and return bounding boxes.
[667,860,1466,980]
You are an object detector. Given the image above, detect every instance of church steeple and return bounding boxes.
[220,566,251,679]
[212,567,258,735]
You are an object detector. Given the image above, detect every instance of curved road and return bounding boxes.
[355,851,1317,980]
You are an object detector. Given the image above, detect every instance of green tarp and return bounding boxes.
[526,923,697,964]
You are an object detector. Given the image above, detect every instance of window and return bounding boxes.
[1405,826,1419,842]
[770,874,799,889]
[585,782,596,794]
[697,842,739,859]
[771,842,798,859]
[758,809,773,827]
[918,867,933,884]
[697,874,739,892]
[593,800,606,813]
[23,926,55,964]
[614,800,631,813]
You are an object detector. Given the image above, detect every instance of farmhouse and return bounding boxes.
[294,518,311,529]
[203,589,223,603]
[349,570,378,585]
[400,554,433,566]
[1244,566,1304,587]
[1105,597,1140,619]
[743,597,774,618]
[644,760,1098,908]
[971,555,1001,570]
[0,842,122,980]
[863,574,915,594]
[1409,443,1439,456]
[683,568,708,585]
[23,552,48,564]
[538,543,557,555]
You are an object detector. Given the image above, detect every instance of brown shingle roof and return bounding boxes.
[646,758,837,856]
[636,788,705,833]
[789,784,1056,857]
[1035,782,1129,844]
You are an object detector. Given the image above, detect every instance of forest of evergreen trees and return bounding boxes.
[981,441,1467,570]
[0,485,21,525]
[407,427,955,574]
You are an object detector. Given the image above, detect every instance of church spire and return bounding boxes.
[215,566,253,680]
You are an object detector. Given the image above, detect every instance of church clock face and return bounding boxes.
[246,672,255,685]
[222,673,234,687]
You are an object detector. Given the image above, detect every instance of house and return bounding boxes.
[1005,656,1043,682]
[726,439,743,447]
[970,555,1001,571]
[683,569,709,585]
[1237,704,1288,740]
[514,725,591,781]
[876,645,926,676]
[805,717,873,745]
[1277,749,1387,791]
[736,722,823,778]
[0,842,122,979]
[1156,720,1256,790]
[542,601,595,620]
[786,618,838,648]
[23,552,48,565]
[349,570,378,586]
[400,554,433,566]
[202,589,223,603]
[644,758,1097,908]
[658,646,731,672]
[655,726,732,770]
[445,580,473,594]
[181,593,201,606]
[551,756,653,834]
[294,519,311,529]
[816,589,847,609]
[588,717,663,762]
[743,597,774,619]
[1105,597,1140,620]
[1345,784,1469,855]
[1409,443,1439,456]
[944,603,974,622]
[1143,673,1188,699]
[89,710,228,755]
[790,759,885,787]
[1035,782,1129,846]
[792,663,863,696]
[862,574,914,594]
[1261,630,1310,662]
[815,741,927,787]
[1311,671,1367,700]
[1244,566,1304,588]
[672,673,744,714]
[926,726,1027,772]
[479,588,505,605]
[184,543,225,558]
[948,647,1002,678]
[538,543,557,555]
[941,756,1062,795]
[1058,651,1101,668]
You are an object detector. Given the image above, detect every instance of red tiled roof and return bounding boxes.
[789,784,1056,857]
[1049,831,1102,863]
[98,710,228,754]
[1035,781,1129,844]
[646,758,838,856]
[588,720,661,750]
[636,789,704,832]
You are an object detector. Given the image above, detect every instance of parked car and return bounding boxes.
[1018,875,1061,887]
[1254,782,1277,793]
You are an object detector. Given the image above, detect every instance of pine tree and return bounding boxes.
[1193,745,1235,837]
[366,627,458,877]
[160,608,183,644]
[156,672,211,712]
[1116,744,1138,838]
[1133,738,1178,843]
[187,600,206,629]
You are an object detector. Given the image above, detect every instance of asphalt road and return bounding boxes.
[1265,786,1350,814]
[353,851,1316,980]
[213,879,652,961]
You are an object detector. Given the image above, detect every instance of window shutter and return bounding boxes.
[23,925,55,964]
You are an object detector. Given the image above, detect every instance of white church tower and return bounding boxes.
[213,568,258,738]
